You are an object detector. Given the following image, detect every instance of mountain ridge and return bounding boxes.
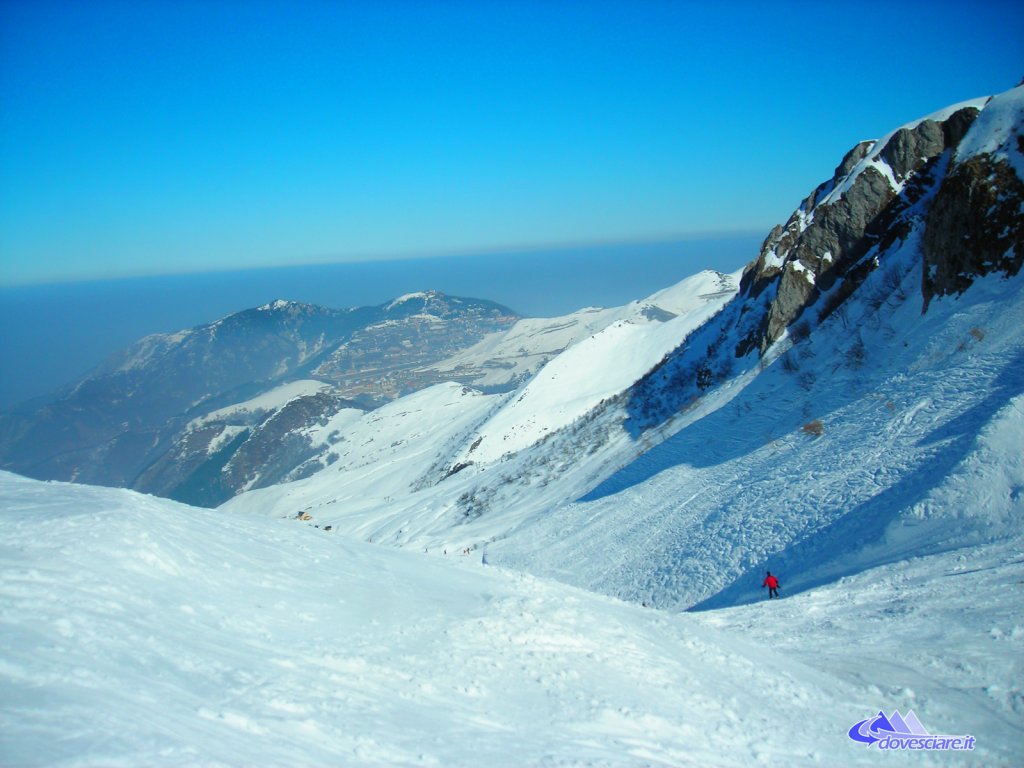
[0,290,519,497]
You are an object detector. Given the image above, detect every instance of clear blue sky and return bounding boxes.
[1,0,1021,285]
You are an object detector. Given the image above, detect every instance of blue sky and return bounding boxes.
[1,0,1021,285]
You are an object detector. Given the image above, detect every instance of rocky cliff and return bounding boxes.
[625,85,1022,433]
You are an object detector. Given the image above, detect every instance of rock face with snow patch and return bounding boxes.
[134,388,363,507]
[921,94,1024,306]
[736,101,987,356]
[624,86,1022,436]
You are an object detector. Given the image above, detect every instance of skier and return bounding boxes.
[762,571,780,599]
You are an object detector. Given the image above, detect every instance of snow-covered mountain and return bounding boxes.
[2,85,1023,765]
[218,269,742,529]
[0,291,517,500]
[221,84,1024,611]
[420,270,737,394]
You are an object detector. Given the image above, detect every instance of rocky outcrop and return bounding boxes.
[134,390,361,507]
[735,104,984,356]
[626,86,1022,436]
[922,153,1024,308]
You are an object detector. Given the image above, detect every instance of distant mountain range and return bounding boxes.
[0,291,517,502]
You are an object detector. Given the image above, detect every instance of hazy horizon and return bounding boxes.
[2,2,1021,285]
[0,234,759,409]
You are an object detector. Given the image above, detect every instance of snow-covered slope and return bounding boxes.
[186,379,332,428]
[219,382,502,527]
[424,269,737,393]
[219,270,739,540]
[221,86,1024,613]
[3,471,1020,765]
[490,261,1024,609]
[455,270,738,464]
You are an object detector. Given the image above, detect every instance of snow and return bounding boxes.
[386,291,432,310]
[105,329,193,373]
[3,470,1019,765]
[694,538,1024,761]
[188,379,332,429]
[789,259,815,284]
[425,306,624,388]
[956,85,1024,179]
[257,299,294,311]
[206,424,247,455]
[220,382,502,524]
[427,270,737,391]
[205,204,1023,764]
[454,270,738,464]
[763,247,785,270]
[299,406,364,449]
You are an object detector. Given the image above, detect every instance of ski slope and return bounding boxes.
[2,471,1019,766]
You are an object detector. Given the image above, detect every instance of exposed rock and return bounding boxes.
[737,105,982,355]
[835,141,874,179]
[922,153,1024,309]
[879,119,946,183]
[626,91,1013,436]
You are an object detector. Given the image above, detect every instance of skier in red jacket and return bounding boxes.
[762,571,780,599]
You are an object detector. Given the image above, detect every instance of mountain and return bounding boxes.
[2,85,1022,765]
[222,84,1023,610]
[0,291,517,497]
[419,271,737,394]
[310,291,520,396]
[131,380,365,507]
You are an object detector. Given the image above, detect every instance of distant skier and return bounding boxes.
[762,571,780,599]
